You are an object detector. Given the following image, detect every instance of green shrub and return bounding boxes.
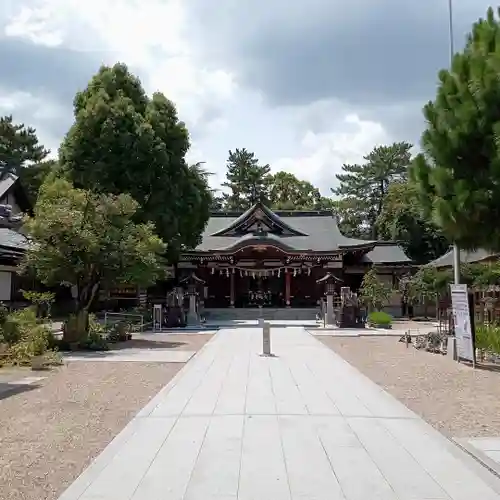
[368,311,393,326]
[4,307,52,365]
[78,331,109,351]
[476,324,500,354]
[107,321,131,342]
[77,314,109,351]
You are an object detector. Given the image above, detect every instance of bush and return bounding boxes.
[368,311,393,327]
[476,324,500,354]
[78,314,109,351]
[78,331,109,351]
[3,307,53,365]
[107,321,131,342]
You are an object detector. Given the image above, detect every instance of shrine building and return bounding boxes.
[177,202,413,316]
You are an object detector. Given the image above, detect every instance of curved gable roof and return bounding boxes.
[210,202,308,237]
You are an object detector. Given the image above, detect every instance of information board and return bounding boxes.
[450,284,475,363]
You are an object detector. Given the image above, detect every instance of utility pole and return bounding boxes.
[448,0,461,285]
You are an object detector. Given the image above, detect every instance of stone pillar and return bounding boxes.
[229,269,235,307]
[326,294,335,326]
[187,293,199,325]
[285,269,291,307]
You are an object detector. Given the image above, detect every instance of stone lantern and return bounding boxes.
[316,272,342,326]
[180,273,205,325]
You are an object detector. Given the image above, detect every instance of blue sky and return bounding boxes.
[0,0,493,194]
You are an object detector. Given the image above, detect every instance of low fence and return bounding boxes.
[102,312,151,333]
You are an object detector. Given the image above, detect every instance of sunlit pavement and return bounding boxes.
[59,327,500,500]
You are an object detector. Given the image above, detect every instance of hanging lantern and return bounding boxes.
[239,269,242,277]
[293,268,297,277]
[307,268,311,276]
[278,268,281,277]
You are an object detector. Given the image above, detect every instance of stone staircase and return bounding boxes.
[204,308,317,322]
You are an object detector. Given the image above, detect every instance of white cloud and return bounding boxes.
[272,114,390,194]
[1,0,396,194]
[0,88,65,155]
[2,0,236,131]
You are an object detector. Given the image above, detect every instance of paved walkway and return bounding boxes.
[59,327,500,500]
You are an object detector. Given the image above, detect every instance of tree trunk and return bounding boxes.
[63,282,100,344]
[63,308,89,343]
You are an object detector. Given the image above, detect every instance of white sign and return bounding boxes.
[450,284,475,362]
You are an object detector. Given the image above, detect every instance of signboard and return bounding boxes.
[450,284,475,363]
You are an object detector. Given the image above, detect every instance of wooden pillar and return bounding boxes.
[230,269,235,307]
[285,269,291,307]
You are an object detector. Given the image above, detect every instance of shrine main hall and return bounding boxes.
[177,203,412,314]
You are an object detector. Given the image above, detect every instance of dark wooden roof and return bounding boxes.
[195,203,411,264]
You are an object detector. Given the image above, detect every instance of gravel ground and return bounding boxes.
[0,334,213,500]
[320,335,500,439]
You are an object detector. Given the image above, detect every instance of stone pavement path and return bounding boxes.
[58,327,500,500]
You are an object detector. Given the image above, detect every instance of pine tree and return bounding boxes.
[412,7,500,251]
[332,142,412,238]
[0,115,49,180]
[222,148,271,210]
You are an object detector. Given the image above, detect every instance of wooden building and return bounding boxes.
[178,203,412,316]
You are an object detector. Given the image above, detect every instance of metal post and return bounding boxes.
[448,0,461,285]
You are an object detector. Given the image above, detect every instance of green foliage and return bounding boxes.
[376,181,449,263]
[21,177,165,340]
[268,171,330,210]
[19,160,57,205]
[367,311,392,326]
[1,307,58,365]
[408,267,452,303]
[60,63,211,259]
[333,142,412,238]
[359,269,393,310]
[475,323,500,354]
[222,148,271,210]
[411,7,500,251]
[0,115,49,180]
[21,289,55,318]
[461,262,500,287]
[79,315,109,350]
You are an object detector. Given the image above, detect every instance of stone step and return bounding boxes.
[204,308,317,321]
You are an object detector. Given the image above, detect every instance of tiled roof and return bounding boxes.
[197,209,374,252]
[362,243,412,264]
[196,204,410,264]
[0,228,29,250]
[428,248,498,268]
[0,173,18,199]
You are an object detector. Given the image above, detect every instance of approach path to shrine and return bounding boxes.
[59,327,500,500]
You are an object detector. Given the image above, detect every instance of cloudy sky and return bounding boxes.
[0,0,493,194]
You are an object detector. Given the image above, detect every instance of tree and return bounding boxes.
[18,159,57,205]
[268,171,326,210]
[221,148,271,210]
[359,269,392,311]
[376,181,449,263]
[0,115,49,180]
[408,267,451,317]
[60,63,211,260]
[333,142,412,238]
[21,178,165,342]
[332,197,373,238]
[412,7,500,251]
